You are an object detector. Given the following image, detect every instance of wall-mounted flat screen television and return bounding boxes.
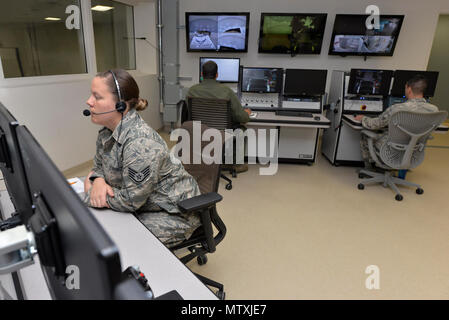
[329,14,404,56]
[258,13,327,54]
[186,12,250,52]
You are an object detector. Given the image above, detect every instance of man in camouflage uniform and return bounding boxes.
[84,108,201,248]
[188,60,251,172]
[355,75,439,168]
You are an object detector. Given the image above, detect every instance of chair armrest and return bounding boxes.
[178,192,222,213]
[361,130,381,140]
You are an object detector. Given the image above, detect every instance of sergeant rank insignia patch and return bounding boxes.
[129,166,150,184]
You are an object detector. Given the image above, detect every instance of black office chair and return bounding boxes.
[182,96,238,190]
[172,121,227,300]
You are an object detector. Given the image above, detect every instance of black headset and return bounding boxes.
[109,70,127,113]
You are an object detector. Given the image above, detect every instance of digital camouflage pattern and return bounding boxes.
[360,98,439,162]
[84,108,201,246]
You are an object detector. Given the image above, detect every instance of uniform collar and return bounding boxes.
[101,109,139,145]
[407,98,426,103]
[202,78,218,84]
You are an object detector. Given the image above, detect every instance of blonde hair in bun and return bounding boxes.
[135,98,148,111]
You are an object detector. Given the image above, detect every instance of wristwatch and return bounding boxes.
[89,175,100,182]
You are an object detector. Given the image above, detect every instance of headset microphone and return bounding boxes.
[83,109,118,116]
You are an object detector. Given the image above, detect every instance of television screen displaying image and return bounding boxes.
[258,13,327,54]
[329,14,404,56]
[186,12,250,52]
[241,67,283,93]
[199,57,240,83]
[347,69,393,96]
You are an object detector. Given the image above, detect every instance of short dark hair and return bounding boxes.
[406,74,428,95]
[202,61,218,79]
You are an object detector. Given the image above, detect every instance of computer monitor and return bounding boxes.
[16,125,123,299]
[240,67,283,93]
[186,12,250,52]
[284,69,327,96]
[390,70,439,98]
[329,14,404,56]
[199,57,240,83]
[258,13,327,54]
[0,102,33,224]
[347,69,393,96]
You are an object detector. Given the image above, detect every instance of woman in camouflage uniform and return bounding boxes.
[83,69,201,247]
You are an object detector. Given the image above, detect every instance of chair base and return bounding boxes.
[358,169,423,201]
[176,247,226,300]
[220,165,237,190]
[220,173,233,190]
[194,272,226,300]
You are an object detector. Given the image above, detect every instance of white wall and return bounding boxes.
[179,0,448,94]
[135,1,158,74]
[0,73,160,171]
[0,0,160,172]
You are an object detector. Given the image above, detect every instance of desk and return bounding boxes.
[343,114,449,133]
[0,190,217,300]
[246,111,330,164]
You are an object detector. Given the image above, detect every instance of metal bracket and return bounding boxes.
[0,225,36,275]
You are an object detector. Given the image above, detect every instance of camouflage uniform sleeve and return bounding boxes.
[229,89,250,123]
[361,107,395,131]
[89,134,105,180]
[106,138,165,212]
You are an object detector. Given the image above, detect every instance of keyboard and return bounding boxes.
[275,110,313,118]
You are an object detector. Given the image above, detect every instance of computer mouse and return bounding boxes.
[314,116,320,121]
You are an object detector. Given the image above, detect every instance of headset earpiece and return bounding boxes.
[116,101,127,113]
[109,70,126,113]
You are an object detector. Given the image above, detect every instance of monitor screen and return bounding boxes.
[390,70,439,97]
[16,125,123,299]
[241,67,283,93]
[186,12,250,52]
[199,57,240,83]
[329,14,404,56]
[347,69,393,96]
[258,13,327,54]
[284,69,327,96]
[0,102,33,225]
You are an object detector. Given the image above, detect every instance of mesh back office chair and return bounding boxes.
[184,96,237,190]
[173,121,227,299]
[357,110,448,201]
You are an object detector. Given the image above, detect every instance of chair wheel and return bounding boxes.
[416,188,424,195]
[197,255,208,265]
[232,171,237,178]
[358,183,365,190]
[216,290,225,300]
[395,194,403,201]
[225,183,232,190]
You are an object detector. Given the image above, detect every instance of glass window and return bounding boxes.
[92,0,136,72]
[0,0,87,78]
